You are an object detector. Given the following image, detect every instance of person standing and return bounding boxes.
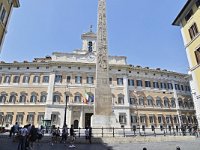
[69,125,75,148]
[17,126,28,150]
[60,125,68,144]
[88,127,92,144]
[28,125,38,150]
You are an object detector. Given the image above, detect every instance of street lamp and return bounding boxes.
[63,83,70,128]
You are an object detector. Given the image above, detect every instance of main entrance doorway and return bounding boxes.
[85,113,93,128]
[74,120,79,129]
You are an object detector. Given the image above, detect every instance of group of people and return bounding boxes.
[51,125,92,148]
[9,122,43,150]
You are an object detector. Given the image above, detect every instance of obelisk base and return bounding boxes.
[91,115,121,128]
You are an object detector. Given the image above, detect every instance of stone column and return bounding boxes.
[79,106,84,128]
[123,76,129,106]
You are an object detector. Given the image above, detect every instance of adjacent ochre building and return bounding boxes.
[0,0,20,52]
[173,0,200,125]
[0,31,197,130]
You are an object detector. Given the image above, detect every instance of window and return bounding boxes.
[145,81,151,88]
[53,95,60,103]
[128,79,134,86]
[0,95,6,103]
[164,97,169,108]
[184,102,189,109]
[136,80,143,87]
[130,98,137,105]
[178,99,183,108]
[67,76,71,83]
[195,47,200,64]
[158,116,163,124]
[171,98,176,108]
[0,7,6,23]
[156,97,162,107]
[4,76,11,83]
[119,113,126,124]
[40,95,46,103]
[140,115,146,124]
[139,97,144,106]
[147,96,153,106]
[181,85,184,91]
[185,9,193,22]
[109,78,112,84]
[166,116,171,124]
[118,94,124,105]
[153,82,159,88]
[75,76,82,84]
[87,77,94,84]
[33,76,40,83]
[16,114,23,125]
[13,76,20,83]
[23,76,30,83]
[149,116,154,124]
[55,75,62,83]
[27,113,34,124]
[189,23,199,40]
[30,95,37,103]
[167,83,173,90]
[131,115,137,123]
[37,114,44,124]
[74,94,81,103]
[51,114,58,125]
[174,116,179,124]
[9,95,16,103]
[42,76,49,83]
[5,114,13,124]
[88,41,93,52]
[175,84,180,90]
[19,95,26,103]
[117,78,123,85]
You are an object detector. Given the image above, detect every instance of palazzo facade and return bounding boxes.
[0,31,197,129]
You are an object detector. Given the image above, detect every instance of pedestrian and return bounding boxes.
[69,125,76,148]
[55,127,60,143]
[9,125,14,138]
[17,126,28,150]
[85,127,89,141]
[13,122,19,135]
[28,125,38,150]
[88,127,92,144]
[60,125,68,144]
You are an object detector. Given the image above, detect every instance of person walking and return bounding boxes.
[85,127,89,142]
[60,125,68,144]
[69,125,76,148]
[88,127,92,144]
[28,125,38,150]
[17,126,28,150]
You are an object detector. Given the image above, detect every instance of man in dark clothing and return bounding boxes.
[69,125,75,148]
[88,127,92,144]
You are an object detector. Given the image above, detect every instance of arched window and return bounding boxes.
[118,94,124,105]
[30,95,37,103]
[147,96,153,106]
[19,95,26,103]
[9,95,16,103]
[0,95,6,103]
[171,98,176,108]
[130,97,137,105]
[178,98,183,108]
[40,95,47,103]
[139,97,144,106]
[156,97,162,107]
[74,92,81,103]
[164,97,169,108]
[88,41,93,52]
[53,95,60,103]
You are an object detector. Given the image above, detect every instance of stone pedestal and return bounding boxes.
[91,115,121,128]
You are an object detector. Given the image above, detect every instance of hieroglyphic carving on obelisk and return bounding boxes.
[95,0,112,116]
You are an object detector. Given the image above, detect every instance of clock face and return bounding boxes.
[87,53,96,62]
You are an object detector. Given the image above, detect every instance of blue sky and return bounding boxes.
[0,0,188,73]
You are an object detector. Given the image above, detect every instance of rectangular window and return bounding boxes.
[140,115,146,124]
[87,77,93,84]
[174,116,179,124]
[109,78,112,84]
[136,80,143,87]
[16,114,23,125]
[167,83,173,90]
[37,114,44,124]
[4,76,11,83]
[5,114,13,124]
[23,76,30,83]
[117,78,123,85]
[175,84,180,90]
[158,116,163,124]
[119,113,127,124]
[153,82,159,88]
[181,85,184,91]
[185,9,193,22]
[189,23,199,40]
[51,114,58,124]
[75,76,82,84]
[128,79,134,86]
[166,116,171,124]
[13,76,20,83]
[27,114,34,124]
[145,81,151,87]
[0,7,6,23]
[55,75,62,83]
[67,76,71,83]
[160,82,163,89]
[195,47,200,64]
[42,76,49,83]
[149,116,154,124]
[131,115,138,123]
[33,76,40,83]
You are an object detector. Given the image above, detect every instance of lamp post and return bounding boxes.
[63,83,69,127]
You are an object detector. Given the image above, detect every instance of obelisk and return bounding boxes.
[92,0,119,128]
